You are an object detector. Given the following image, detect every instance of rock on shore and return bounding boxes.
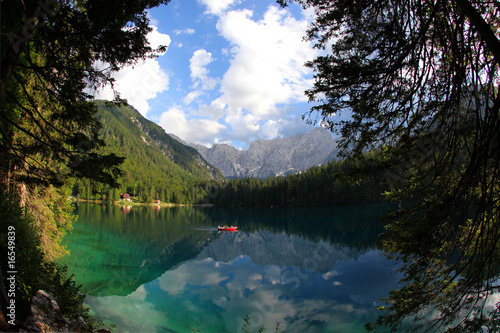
[17,290,108,333]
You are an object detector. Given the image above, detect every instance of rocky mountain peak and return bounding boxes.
[183,127,338,179]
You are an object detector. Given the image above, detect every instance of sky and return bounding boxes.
[94,0,322,149]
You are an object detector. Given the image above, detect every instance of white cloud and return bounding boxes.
[159,106,226,145]
[183,49,218,105]
[147,25,172,52]
[174,27,196,35]
[217,6,316,118]
[183,90,203,105]
[197,97,226,119]
[188,4,317,146]
[261,119,280,139]
[189,49,218,90]
[156,4,319,147]
[224,111,260,142]
[197,0,240,15]
[93,26,171,117]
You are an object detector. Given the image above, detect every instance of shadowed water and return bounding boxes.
[58,203,401,332]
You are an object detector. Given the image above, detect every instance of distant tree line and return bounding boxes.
[72,177,211,205]
[208,155,387,207]
[72,149,389,207]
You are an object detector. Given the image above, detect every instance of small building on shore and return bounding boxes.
[120,193,131,201]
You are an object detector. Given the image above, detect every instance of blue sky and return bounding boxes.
[95,0,321,149]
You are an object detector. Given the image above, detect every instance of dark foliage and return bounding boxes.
[211,155,385,207]
[279,0,500,331]
[0,191,89,328]
[1,0,170,189]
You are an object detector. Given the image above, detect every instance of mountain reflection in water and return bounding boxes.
[58,203,400,332]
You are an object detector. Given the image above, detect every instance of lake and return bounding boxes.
[57,202,402,333]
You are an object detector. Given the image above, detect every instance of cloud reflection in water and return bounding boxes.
[86,242,401,333]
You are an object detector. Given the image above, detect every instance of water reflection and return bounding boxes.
[86,250,400,333]
[59,204,218,296]
[59,203,401,332]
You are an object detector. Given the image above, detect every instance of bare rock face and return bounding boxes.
[188,127,339,179]
[198,230,362,272]
[20,290,103,333]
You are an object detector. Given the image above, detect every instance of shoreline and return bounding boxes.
[69,197,214,207]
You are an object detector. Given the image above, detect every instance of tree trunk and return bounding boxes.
[454,0,500,63]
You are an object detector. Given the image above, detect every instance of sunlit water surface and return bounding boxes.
[58,203,401,332]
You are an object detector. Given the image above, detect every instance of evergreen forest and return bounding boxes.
[209,158,385,207]
[72,101,224,205]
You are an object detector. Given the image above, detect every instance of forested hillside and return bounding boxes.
[72,100,387,207]
[72,101,388,206]
[72,101,224,204]
[209,156,386,207]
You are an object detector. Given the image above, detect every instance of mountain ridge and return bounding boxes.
[95,101,224,182]
[177,127,339,179]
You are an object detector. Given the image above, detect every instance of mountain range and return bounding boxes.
[87,102,339,204]
[180,127,339,179]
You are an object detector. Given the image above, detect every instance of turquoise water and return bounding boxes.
[58,203,401,332]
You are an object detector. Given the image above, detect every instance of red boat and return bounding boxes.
[218,226,237,231]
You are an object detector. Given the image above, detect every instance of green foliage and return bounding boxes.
[0,0,174,329]
[237,315,282,333]
[73,101,223,205]
[23,184,77,261]
[0,191,90,326]
[1,0,175,189]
